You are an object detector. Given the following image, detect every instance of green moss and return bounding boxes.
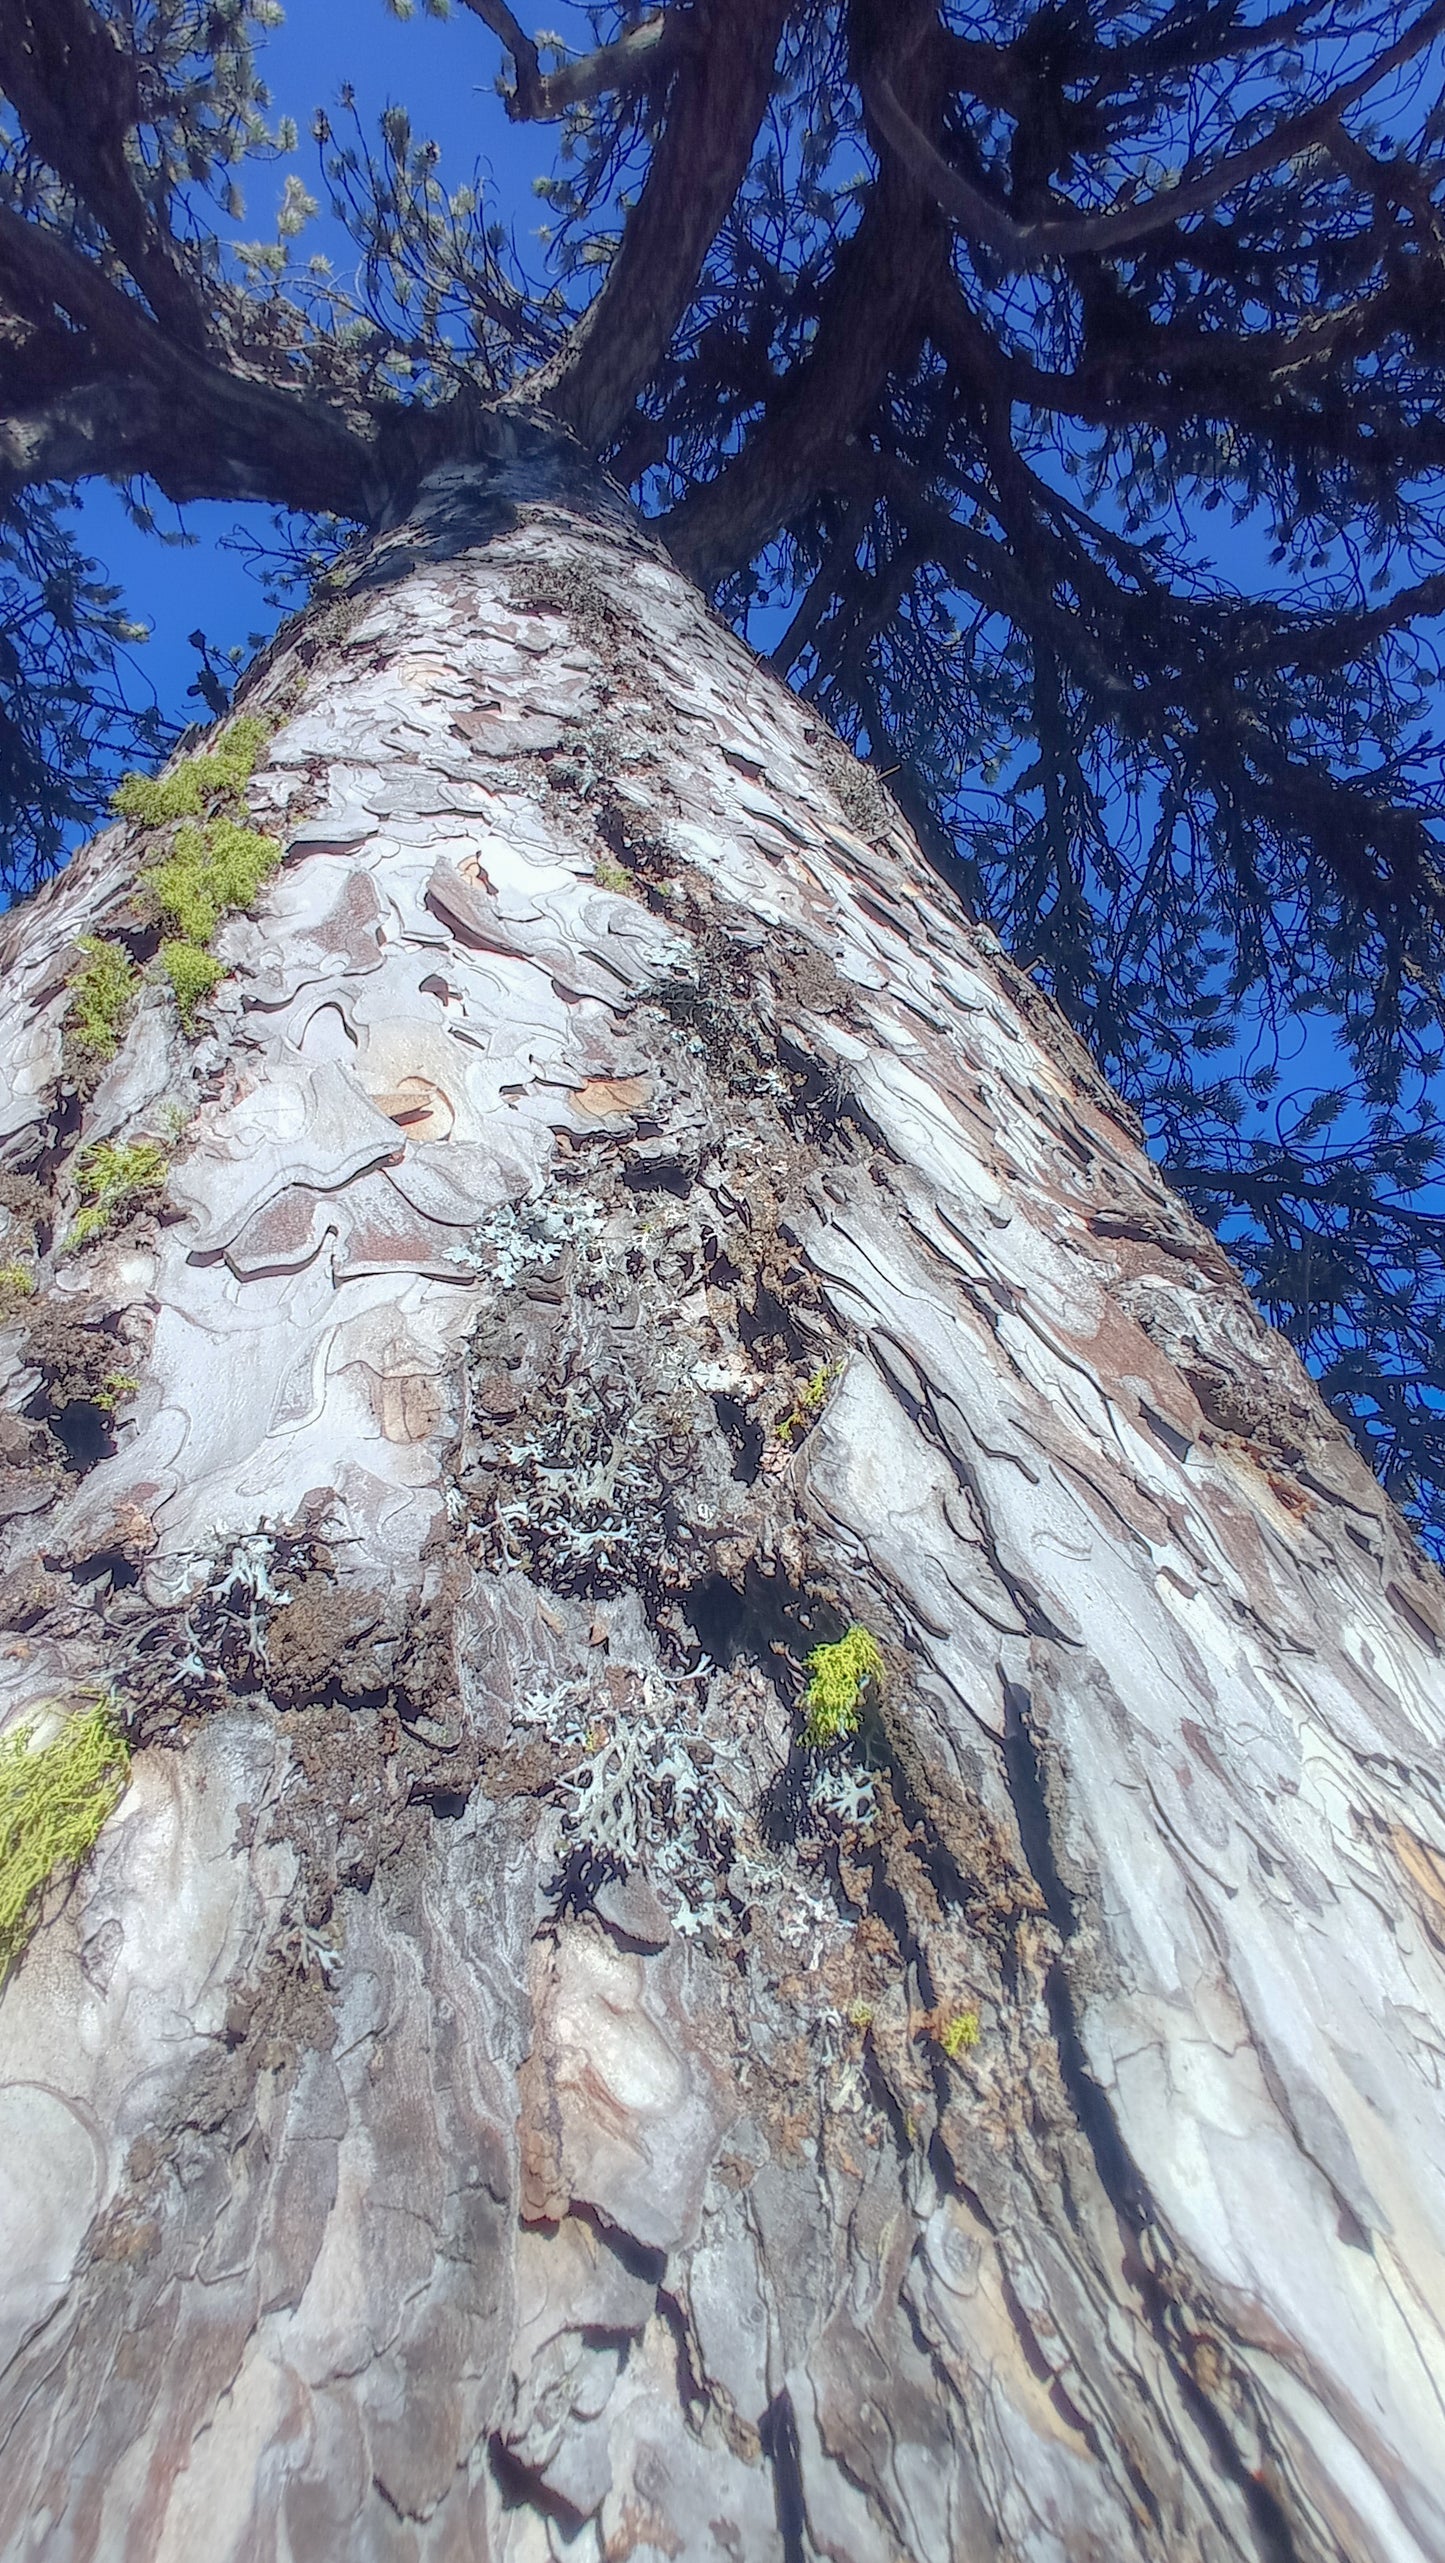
[593,856,632,895]
[159,938,225,1030]
[66,937,138,1062]
[113,765,207,827]
[110,717,277,1033]
[777,1360,840,1444]
[0,1700,130,1977]
[68,1138,168,1248]
[936,2008,981,2059]
[801,1623,885,1748]
[112,715,269,829]
[0,1262,34,1310]
[145,816,279,946]
[97,1369,139,1415]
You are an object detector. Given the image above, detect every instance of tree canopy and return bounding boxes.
[3,0,1445,1542]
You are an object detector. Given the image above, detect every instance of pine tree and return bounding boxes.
[2,9,1445,2557]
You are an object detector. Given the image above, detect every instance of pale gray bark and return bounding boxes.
[1,438,1443,2563]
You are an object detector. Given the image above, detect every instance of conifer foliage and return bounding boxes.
[3,0,1445,1533]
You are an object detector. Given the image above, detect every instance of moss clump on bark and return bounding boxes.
[69,1138,168,1248]
[935,2007,981,2058]
[66,937,139,1063]
[801,1624,885,1748]
[112,716,278,1032]
[0,1700,130,1978]
[146,816,279,947]
[776,1360,839,1444]
[158,937,226,1029]
[112,715,270,828]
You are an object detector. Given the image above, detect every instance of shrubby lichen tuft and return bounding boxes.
[801,1623,885,1748]
[936,2007,981,2058]
[0,1700,130,1978]
[777,1359,840,1444]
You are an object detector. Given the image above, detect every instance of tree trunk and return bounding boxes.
[2,432,1443,2563]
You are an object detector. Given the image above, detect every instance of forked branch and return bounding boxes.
[867,0,1445,267]
[455,0,679,122]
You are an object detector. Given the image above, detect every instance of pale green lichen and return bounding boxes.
[0,1700,130,1978]
[801,1623,885,1748]
[936,2008,981,2059]
[66,936,139,1062]
[68,1137,168,1248]
[593,855,632,896]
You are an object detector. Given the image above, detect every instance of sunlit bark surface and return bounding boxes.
[1,439,1443,2563]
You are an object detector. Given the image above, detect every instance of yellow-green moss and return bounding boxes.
[0,1700,130,1977]
[66,936,138,1062]
[96,1369,139,1415]
[112,716,278,1034]
[936,2008,981,2059]
[145,815,279,947]
[0,1261,34,1310]
[777,1360,840,1444]
[159,938,225,1030]
[593,856,632,895]
[801,1623,885,1748]
[111,714,269,829]
[68,1137,168,1248]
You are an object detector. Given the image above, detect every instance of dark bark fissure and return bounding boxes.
[1002,1675,1307,2563]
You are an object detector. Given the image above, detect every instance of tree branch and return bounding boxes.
[511,0,788,453]
[0,201,173,377]
[0,0,209,346]
[456,0,679,121]
[661,7,952,595]
[0,207,375,516]
[925,259,1445,487]
[867,0,1445,269]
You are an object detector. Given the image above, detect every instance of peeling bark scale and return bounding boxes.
[1,439,1443,2563]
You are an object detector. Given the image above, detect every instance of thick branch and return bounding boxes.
[0,212,376,514]
[0,201,174,377]
[868,0,1445,269]
[926,262,1445,482]
[0,0,208,345]
[457,0,679,120]
[511,0,787,452]
[0,366,376,516]
[661,14,951,595]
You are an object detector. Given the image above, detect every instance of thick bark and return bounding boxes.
[0,439,1443,2563]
